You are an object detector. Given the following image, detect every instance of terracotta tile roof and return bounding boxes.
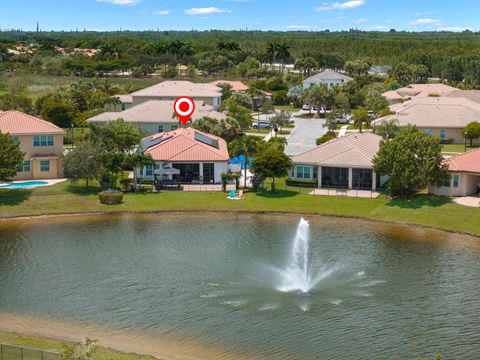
[143,127,229,162]
[131,81,221,98]
[374,97,480,128]
[292,132,382,167]
[211,80,249,92]
[0,111,64,135]
[88,100,227,124]
[444,148,480,174]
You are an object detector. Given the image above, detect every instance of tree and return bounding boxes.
[0,131,25,181]
[228,92,253,110]
[0,94,33,113]
[373,126,449,198]
[352,107,371,133]
[193,116,243,142]
[100,151,125,190]
[229,135,260,188]
[375,119,399,139]
[88,119,141,154]
[251,145,292,192]
[40,98,75,128]
[227,103,252,129]
[62,140,103,190]
[295,57,318,77]
[462,121,480,146]
[270,111,290,133]
[218,82,233,101]
[305,84,336,117]
[364,90,389,118]
[124,152,155,192]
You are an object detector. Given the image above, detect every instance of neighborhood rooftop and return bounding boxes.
[142,127,229,162]
[443,148,480,174]
[0,111,64,134]
[382,83,458,101]
[446,90,480,104]
[303,69,353,83]
[87,100,226,124]
[130,80,221,98]
[376,96,480,128]
[292,132,382,167]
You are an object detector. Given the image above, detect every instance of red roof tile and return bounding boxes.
[143,127,229,162]
[444,148,480,174]
[0,111,64,135]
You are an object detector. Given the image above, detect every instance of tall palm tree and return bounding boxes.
[266,42,278,66]
[229,136,259,188]
[306,84,336,118]
[276,42,291,72]
[352,107,371,133]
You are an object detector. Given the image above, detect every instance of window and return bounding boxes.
[33,135,54,147]
[312,166,318,180]
[121,104,126,111]
[145,164,154,177]
[423,129,432,136]
[40,160,50,172]
[296,166,311,179]
[203,163,215,183]
[12,136,19,144]
[453,175,459,188]
[440,129,447,139]
[442,178,451,188]
[171,125,178,130]
[158,124,164,133]
[18,160,30,173]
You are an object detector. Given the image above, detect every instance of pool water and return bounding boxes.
[0,181,48,189]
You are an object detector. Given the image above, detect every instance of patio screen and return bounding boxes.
[322,167,348,188]
[352,168,373,190]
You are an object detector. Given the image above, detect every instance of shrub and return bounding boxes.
[221,173,241,191]
[316,131,337,145]
[98,190,123,205]
[285,179,318,188]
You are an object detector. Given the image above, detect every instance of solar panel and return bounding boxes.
[144,135,174,149]
[194,131,219,149]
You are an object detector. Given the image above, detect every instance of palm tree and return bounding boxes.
[306,84,336,118]
[352,107,371,133]
[168,40,184,60]
[276,42,291,72]
[376,119,399,139]
[229,136,259,188]
[266,42,278,66]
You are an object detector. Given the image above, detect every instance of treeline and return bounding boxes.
[1,30,480,84]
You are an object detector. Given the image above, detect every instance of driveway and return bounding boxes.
[285,117,326,156]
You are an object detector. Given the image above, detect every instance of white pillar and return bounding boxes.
[348,168,353,189]
[372,170,377,191]
[199,163,204,183]
[318,166,322,188]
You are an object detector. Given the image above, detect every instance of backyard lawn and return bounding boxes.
[1,179,479,236]
[441,143,480,154]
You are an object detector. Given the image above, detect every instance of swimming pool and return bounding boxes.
[0,181,48,189]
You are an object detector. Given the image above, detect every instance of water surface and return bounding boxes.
[0,213,479,359]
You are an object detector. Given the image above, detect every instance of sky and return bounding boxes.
[0,0,478,32]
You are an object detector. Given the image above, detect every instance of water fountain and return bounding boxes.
[276,218,337,295]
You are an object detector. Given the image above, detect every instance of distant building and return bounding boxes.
[382,83,458,105]
[88,100,227,135]
[429,149,480,197]
[140,128,229,184]
[0,111,64,180]
[302,69,353,89]
[374,97,480,144]
[105,95,133,112]
[210,80,273,100]
[130,81,222,110]
[289,132,384,190]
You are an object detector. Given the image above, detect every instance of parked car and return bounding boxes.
[302,103,311,111]
[288,118,295,124]
[252,121,271,129]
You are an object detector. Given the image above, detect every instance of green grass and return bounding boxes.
[0,332,156,360]
[1,179,480,236]
[334,124,353,130]
[274,105,300,112]
[441,143,480,154]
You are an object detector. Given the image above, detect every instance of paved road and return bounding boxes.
[285,117,326,156]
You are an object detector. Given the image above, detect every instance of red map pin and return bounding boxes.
[174,96,196,125]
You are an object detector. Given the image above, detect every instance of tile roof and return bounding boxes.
[211,80,249,92]
[113,94,133,103]
[382,83,458,100]
[143,127,229,162]
[303,69,353,84]
[444,148,480,174]
[292,132,382,167]
[130,80,221,98]
[0,111,64,135]
[374,97,480,128]
[446,90,480,104]
[87,100,227,124]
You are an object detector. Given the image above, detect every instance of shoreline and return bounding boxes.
[1,209,480,239]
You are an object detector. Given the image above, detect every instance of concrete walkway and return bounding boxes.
[309,188,381,198]
[453,195,480,207]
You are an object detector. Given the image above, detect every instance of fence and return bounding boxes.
[0,344,62,360]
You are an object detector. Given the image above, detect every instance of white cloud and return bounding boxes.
[185,7,232,15]
[315,0,365,12]
[409,18,441,26]
[287,25,317,29]
[354,18,367,24]
[97,0,140,5]
[154,10,171,15]
[437,26,470,32]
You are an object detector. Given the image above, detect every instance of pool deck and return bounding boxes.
[0,179,67,188]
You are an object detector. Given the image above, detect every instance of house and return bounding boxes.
[139,128,229,184]
[289,132,384,190]
[428,148,480,197]
[0,111,64,180]
[105,94,133,112]
[373,97,480,144]
[382,83,458,105]
[129,81,222,110]
[210,80,273,103]
[302,69,353,89]
[88,100,227,134]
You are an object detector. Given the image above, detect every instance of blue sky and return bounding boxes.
[0,0,478,32]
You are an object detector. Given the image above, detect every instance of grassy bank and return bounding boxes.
[0,332,156,360]
[1,180,480,236]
